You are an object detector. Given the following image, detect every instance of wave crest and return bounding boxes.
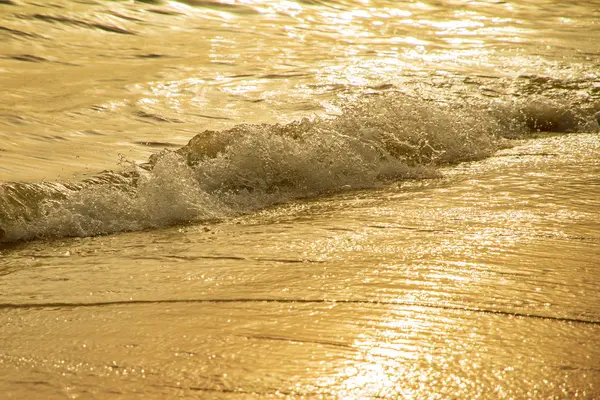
[1,93,597,243]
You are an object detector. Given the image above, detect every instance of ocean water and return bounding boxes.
[1,0,600,398]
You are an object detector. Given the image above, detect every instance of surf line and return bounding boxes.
[0,298,598,326]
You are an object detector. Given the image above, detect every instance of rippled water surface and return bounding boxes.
[1,0,600,398]
[2,0,599,180]
[1,133,599,398]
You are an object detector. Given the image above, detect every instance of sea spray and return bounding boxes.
[1,93,597,243]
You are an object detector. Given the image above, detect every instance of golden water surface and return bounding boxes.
[1,0,600,398]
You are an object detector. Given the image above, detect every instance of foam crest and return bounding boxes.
[1,93,596,243]
[1,155,224,242]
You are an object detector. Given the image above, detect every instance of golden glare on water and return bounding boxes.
[3,0,596,179]
[1,0,600,398]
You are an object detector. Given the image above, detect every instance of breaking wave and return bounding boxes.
[1,92,598,243]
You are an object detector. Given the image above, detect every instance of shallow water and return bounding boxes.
[2,133,599,398]
[1,0,600,398]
